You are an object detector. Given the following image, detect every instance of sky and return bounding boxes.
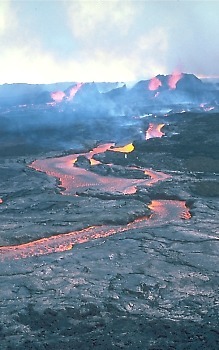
[0,0,219,84]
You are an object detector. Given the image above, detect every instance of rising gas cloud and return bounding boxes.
[0,1,219,84]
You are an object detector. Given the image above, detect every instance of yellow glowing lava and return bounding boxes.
[90,159,100,165]
[112,143,134,153]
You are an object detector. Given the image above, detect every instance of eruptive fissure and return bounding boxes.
[50,83,83,103]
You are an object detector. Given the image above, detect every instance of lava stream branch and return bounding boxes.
[30,143,170,195]
[0,200,190,261]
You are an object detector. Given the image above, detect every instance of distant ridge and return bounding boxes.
[0,73,218,112]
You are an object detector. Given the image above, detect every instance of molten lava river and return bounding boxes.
[0,143,191,261]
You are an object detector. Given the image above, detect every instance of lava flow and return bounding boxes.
[0,143,191,261]
[30,143,169,195]
[149,200,191,220]
[0,200,191,261]
[146,123,165,140]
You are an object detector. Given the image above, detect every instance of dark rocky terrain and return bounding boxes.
[0,75,219,349]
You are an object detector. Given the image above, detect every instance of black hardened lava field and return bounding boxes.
[0,74,219,349]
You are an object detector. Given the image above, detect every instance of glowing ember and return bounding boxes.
[112,143,134,153]
[148,77,162,91]
[0,200,191,261]
[51,91,66,103]
[168,71,183,89]
[146,123,165,140]
[67,83,83,101]
[0,198,3,204]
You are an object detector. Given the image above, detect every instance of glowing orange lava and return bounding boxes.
[0,198,3,204]
[30,143,169,196]
[168,71,183,89]
[67,83,83,101]
[148,77,162,91]
[0,144,192,261]
[0,200,191,261]
[51,91,66,103]
[146,123,165,140]
[144,169,170,186]
[148,200,190,220]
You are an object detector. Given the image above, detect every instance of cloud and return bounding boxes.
[0,1,14,35]
[0,46,136,84]
[67,0,135,39]
[0,1,219,83]
[0,0,169,83]
[64,1,169,81]
[0,45,78,84]
[138,27,168,54]
[0,3,6,34]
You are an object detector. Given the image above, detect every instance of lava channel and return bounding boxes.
[30,143,170,195]
[0,200,191,261]
[0,143,191,261]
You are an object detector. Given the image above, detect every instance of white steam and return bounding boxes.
[0,0,219,83]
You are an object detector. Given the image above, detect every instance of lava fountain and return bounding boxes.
[51,91,66,103]
[148,77,162,91]
[67,83,83,101]
[50,83,83,104]
[168,71,183,89]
